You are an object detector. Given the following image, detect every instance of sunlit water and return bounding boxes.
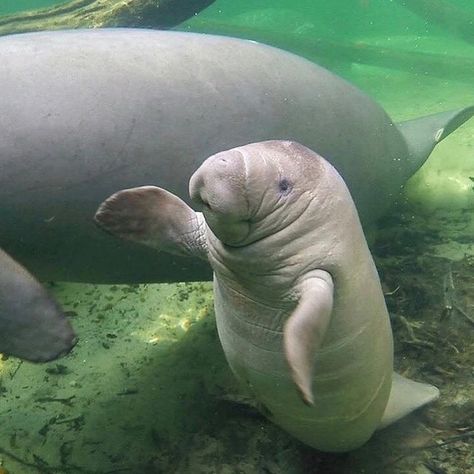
[0,1,473,473]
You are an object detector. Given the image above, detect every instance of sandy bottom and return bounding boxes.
[0,46,474,474]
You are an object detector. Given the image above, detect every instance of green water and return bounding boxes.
[0,1,473,473]
[3,0,474,40]
[0,0,65,15]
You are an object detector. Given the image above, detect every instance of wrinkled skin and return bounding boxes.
[95,141,439,451]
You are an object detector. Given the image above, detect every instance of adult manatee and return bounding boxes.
[0,28,471,283]
[94,140,439,451]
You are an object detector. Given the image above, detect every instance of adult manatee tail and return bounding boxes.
[396,106,474,177]
[0,248,77,362]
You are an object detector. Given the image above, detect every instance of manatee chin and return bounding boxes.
[204,213,252,247]
[189,186,250,246]
[195,199,293,248]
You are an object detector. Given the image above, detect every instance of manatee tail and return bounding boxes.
[378,372,439,430]
[396,106,474,177]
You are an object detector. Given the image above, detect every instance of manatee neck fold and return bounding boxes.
[206,213,350,304]
[207,230,302,302]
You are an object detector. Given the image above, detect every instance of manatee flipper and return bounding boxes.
[378,372,440,430]
[0,248,77,362]
[283,270,334,406]
[397,106,474,176]
[95,186,208,259]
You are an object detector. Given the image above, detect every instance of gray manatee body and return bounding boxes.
[0,28,472,283]
[94,140,439,452]
[0,248,77,361]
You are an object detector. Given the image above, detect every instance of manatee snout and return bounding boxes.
[189,149,251,246]
[188,171,208,210]
[189,150,245,209]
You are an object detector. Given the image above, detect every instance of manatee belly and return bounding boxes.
[214,280,393,452]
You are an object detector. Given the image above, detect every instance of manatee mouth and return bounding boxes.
[205,213,252,247]
[192,193,212,211]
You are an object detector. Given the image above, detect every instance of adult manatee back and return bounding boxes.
[0,29,471,283]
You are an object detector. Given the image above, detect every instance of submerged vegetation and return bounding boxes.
[0,0,215,35]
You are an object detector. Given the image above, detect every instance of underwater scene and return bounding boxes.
[0,0,473,473]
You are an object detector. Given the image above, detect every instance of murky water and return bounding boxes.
[0,1,473,473]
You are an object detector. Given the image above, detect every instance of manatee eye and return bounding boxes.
[278,178,292,195]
